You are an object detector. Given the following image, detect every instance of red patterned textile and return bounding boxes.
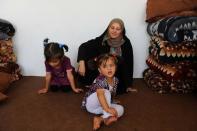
[143,68,197,93]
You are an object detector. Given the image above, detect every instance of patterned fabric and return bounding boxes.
[0,39,22,82]
[0,19,22,83]
[110,47,122,57]
[0,39,16,63]
[147,16,197,43]
[45,56,73,86]
[146,56,197,80]
[149,36,197,63]
[143,68,197,93]
[82,75,118,108]
[0,62,22,82]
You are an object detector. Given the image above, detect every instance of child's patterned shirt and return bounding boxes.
[82,74,118,108]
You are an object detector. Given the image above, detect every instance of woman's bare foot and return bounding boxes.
[93,116,103,130]
[104,116,118,126]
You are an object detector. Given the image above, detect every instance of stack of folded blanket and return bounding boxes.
[0,18,22,81]
[144,1,197,93]
[0,19,22,102]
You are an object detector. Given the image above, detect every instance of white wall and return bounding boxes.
[0,0,149,78]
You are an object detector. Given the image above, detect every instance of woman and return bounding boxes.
[77,18,136,94]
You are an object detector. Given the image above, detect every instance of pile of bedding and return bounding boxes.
[0,19,22,102]
[144,1,197,93]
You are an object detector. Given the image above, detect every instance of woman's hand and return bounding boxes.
[78,60,86,76]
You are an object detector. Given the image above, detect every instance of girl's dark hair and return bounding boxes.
[97,53,118,68]
[43,38,68,62]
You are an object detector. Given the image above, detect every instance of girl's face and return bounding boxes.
[108,22,122,39]
[48,58,61,68]
[98,58,116,78]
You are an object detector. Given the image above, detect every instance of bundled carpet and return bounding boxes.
[149,36,197,63]
[146,56,197,80]
[0,39,17,63]
[146,0,197,22]
[0,19,15,40]
[0,19,21,102]
[143,68,197,93]
[144,1,197,93]
[147,16,197,43]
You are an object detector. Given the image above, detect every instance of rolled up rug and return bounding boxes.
[146,56,197,80]
[146,0,197,22]
[147,16,197,43]
[149,36,197,63]
[0,62,22,82]
[0,39,17,63]
[0,19,15,40]
[143,68,197,93]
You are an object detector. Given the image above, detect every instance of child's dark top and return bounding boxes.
[45,56,73,86]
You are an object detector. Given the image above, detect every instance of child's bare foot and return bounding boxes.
[93,116,103,130]
[104,116,118,126]
[126,87,138,93]
[38,88,48,94]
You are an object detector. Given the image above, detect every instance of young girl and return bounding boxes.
[82,54,124,130]
[38,38,83,94]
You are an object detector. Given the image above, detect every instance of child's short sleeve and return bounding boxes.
[63,57,73,71]
[93,76,108,90]
[45,61,51,72]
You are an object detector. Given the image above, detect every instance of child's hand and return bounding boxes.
[38,88,48,94]
[73,88,83,93]
[106,107,118,117]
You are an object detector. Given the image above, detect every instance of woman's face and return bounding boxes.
[108,22,122,39]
